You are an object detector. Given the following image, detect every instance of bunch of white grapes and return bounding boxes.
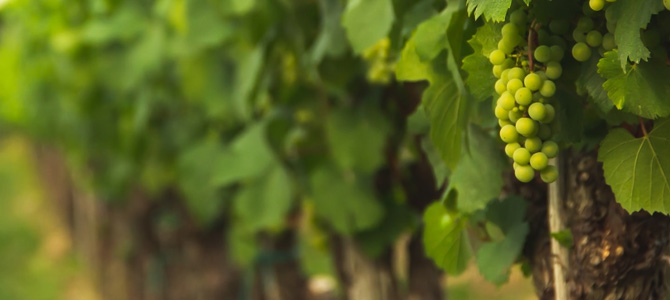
[571,14,615,62]
[489,10,560,183]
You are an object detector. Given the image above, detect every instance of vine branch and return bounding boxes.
[527,20,539,72]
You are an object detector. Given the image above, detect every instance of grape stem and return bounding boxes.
[527,20,539,71]
[639,117,649,137]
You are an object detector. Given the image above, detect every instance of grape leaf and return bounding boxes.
[598,50,670,119]
[462,25,498,102]
[577,54,613,114]
[309,165,384,234]
[607,0,663,68]
[342,0,394,53]
[445,125,506,213]
[413,10,451,62]
[485,196,527,233]
[395,35,432,82]
[423,202,472,274]
[469,21,503,57]
[233,164,292,231]
[466,0,512,22]
[553,85,584,143]
[310,0,348,63]
[212,122,275,186]
[598,119,670,214]
[476,222,529,285]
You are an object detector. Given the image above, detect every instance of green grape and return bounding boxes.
[537,29,550,45]
[502,58,516,69]
[542,104,556,123]
[489,49,506,65]
[515,88,533,106]
[550,45,564,62]
[513,147,531,165]
[524,73,542,91]
[516,117,538,137]
[540,80,556,97]
[572,42,592,62]
[510,9,527,26]
[665,0,670,11]
[602,33,616,50]
[572,30,586,43]
[508,110,523,122]
[502,34,522,49]
[508,67,526,80]
[549,36,567,50]
[606,19,616,34]
[518,105,526,111]
[538,124,552,140]
[577,17,594,32]
[499,119,512,127]
[534,45,552,63]
[530,152,549,170]
[502,23,519,36]
[549,19,570,35]
[500,69,510,83]
[498,40,514,54]
[499,91,516,110]
[495,79,507,95]
[525,137,542,153]
[535,70,548,80]
[589,0,605,11]
[541,141,559,158]
[513,162,520,170]
[505,142,521,158]
[586,31,603,47]
[528,102,546,121]
[540,165,558,183]
[507,78,524,94]
[500,124,519,143]
[545,62,562,79]
[493,65,503,78]
[515,165,535,183]
[495,105,509,120]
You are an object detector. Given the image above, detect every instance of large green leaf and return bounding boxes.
[598,119,670,214]
[310,0,348,63]
[413,9,451,62]
[395,35,433,82]
[466,0,512,22]
[342,0,394,53]
[462,22,501,102]
[607,0,663,68]
[422,202,471,274]
[598,50,670,119]
[212,123,276,186]
[476,222,528,285]
[309,165,384,234]
[446,125,506,213]
[577,54,613,114]
[233,164,293,231]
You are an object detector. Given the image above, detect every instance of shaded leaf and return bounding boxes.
[476,222,528,285]
[423,202,472,274]
[607,0,663,68]
[342,0,394,53]
[233,164,293,231]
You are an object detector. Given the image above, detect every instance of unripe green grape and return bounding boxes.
[502,34,522,49]
[513,147,531,165]
[499,91,516,110]
[499,119,512,127]
[524,73,542,91]
[500,124,519,143]
[507,78,524,94]
[589,0,605,11]
[498,40,514,54]
[602,33,616,50]
[542,104,556,123]
[502,23,519,36]
[513,162,520,170]
[534,45,552,63]
[489,49,506,65]
[572,30,586,43]
[535,70,548,80]
[549,19,570,35]
[492,65,503,78]
[537,29,550,45]
[495,105,510,120]
[540,165,558,183]
[538,124,552,140]
[508,67,526,80]
[530,152,549,170]
[516,117,538,137]
[515,88,533,106]
[545,62,563,79]
[510,9,527,26]
[572,42,592,62]
[502,58,516,69]
[540,80,556,97]
[606,20,616,34]
[505,142,521,158]
[577,17,594,32]
[586,30,603,47]
[500,69,510,83]
[515,165,535,183]
[528,102,547,121]
[508,110,523,122]
[495,79,507,95]
[549,36,567,50]
[665,0,670,11]
[518,105,526,111]
[541,141,559,158]
[550,45,564,62]
[525,137,543,153]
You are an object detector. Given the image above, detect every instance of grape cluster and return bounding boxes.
[571,15,615,62]
[362,38,395,84]
[490,9,561,184]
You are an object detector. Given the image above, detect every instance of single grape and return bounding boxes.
[505,142,521,158]
[524,73,542,91]
[513,162,520,170]
[572,42,592,62]
[534,45,552,63]
[586,30,603,47]
[602,33,616,51]
[537,29,550,45]
[500,124,519,143]
[502,58,516,69]
[502,34,522,49]
[540,80,556,97]
[498,40,514,54]
[499,91,516,110]
[545,62,562,79]
[502,23,519,36]
[665,0,670,11]
[530,152,549,170]
[549,35,567,50]
[542,104,556,123]
[535,70,548,80]
[516,117,538,137]
[495,105,509,120]
[572,30,586,43]
[606,19,616,34]
[510,9,527,26]
[495,79,507,95]
[499,119,512,127]
[525,137,542,153]
[501,69,510,83]
[493,65,503,78]
[508,67,526,80]
[577,17,594,32]
[540,165,558,183]
[541,141,559,158]
[519,105,526,111]
[515,88,533,106]
[515,165,535,183]
[508,110,523,122]
[507,78,524,94]
[513,147,531,165]
[589,0,605,11]
[489,49,506,65]
[538,124,552,140]
[550,45,564,62]
[528,102,547,121]
[549,19,570,35]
